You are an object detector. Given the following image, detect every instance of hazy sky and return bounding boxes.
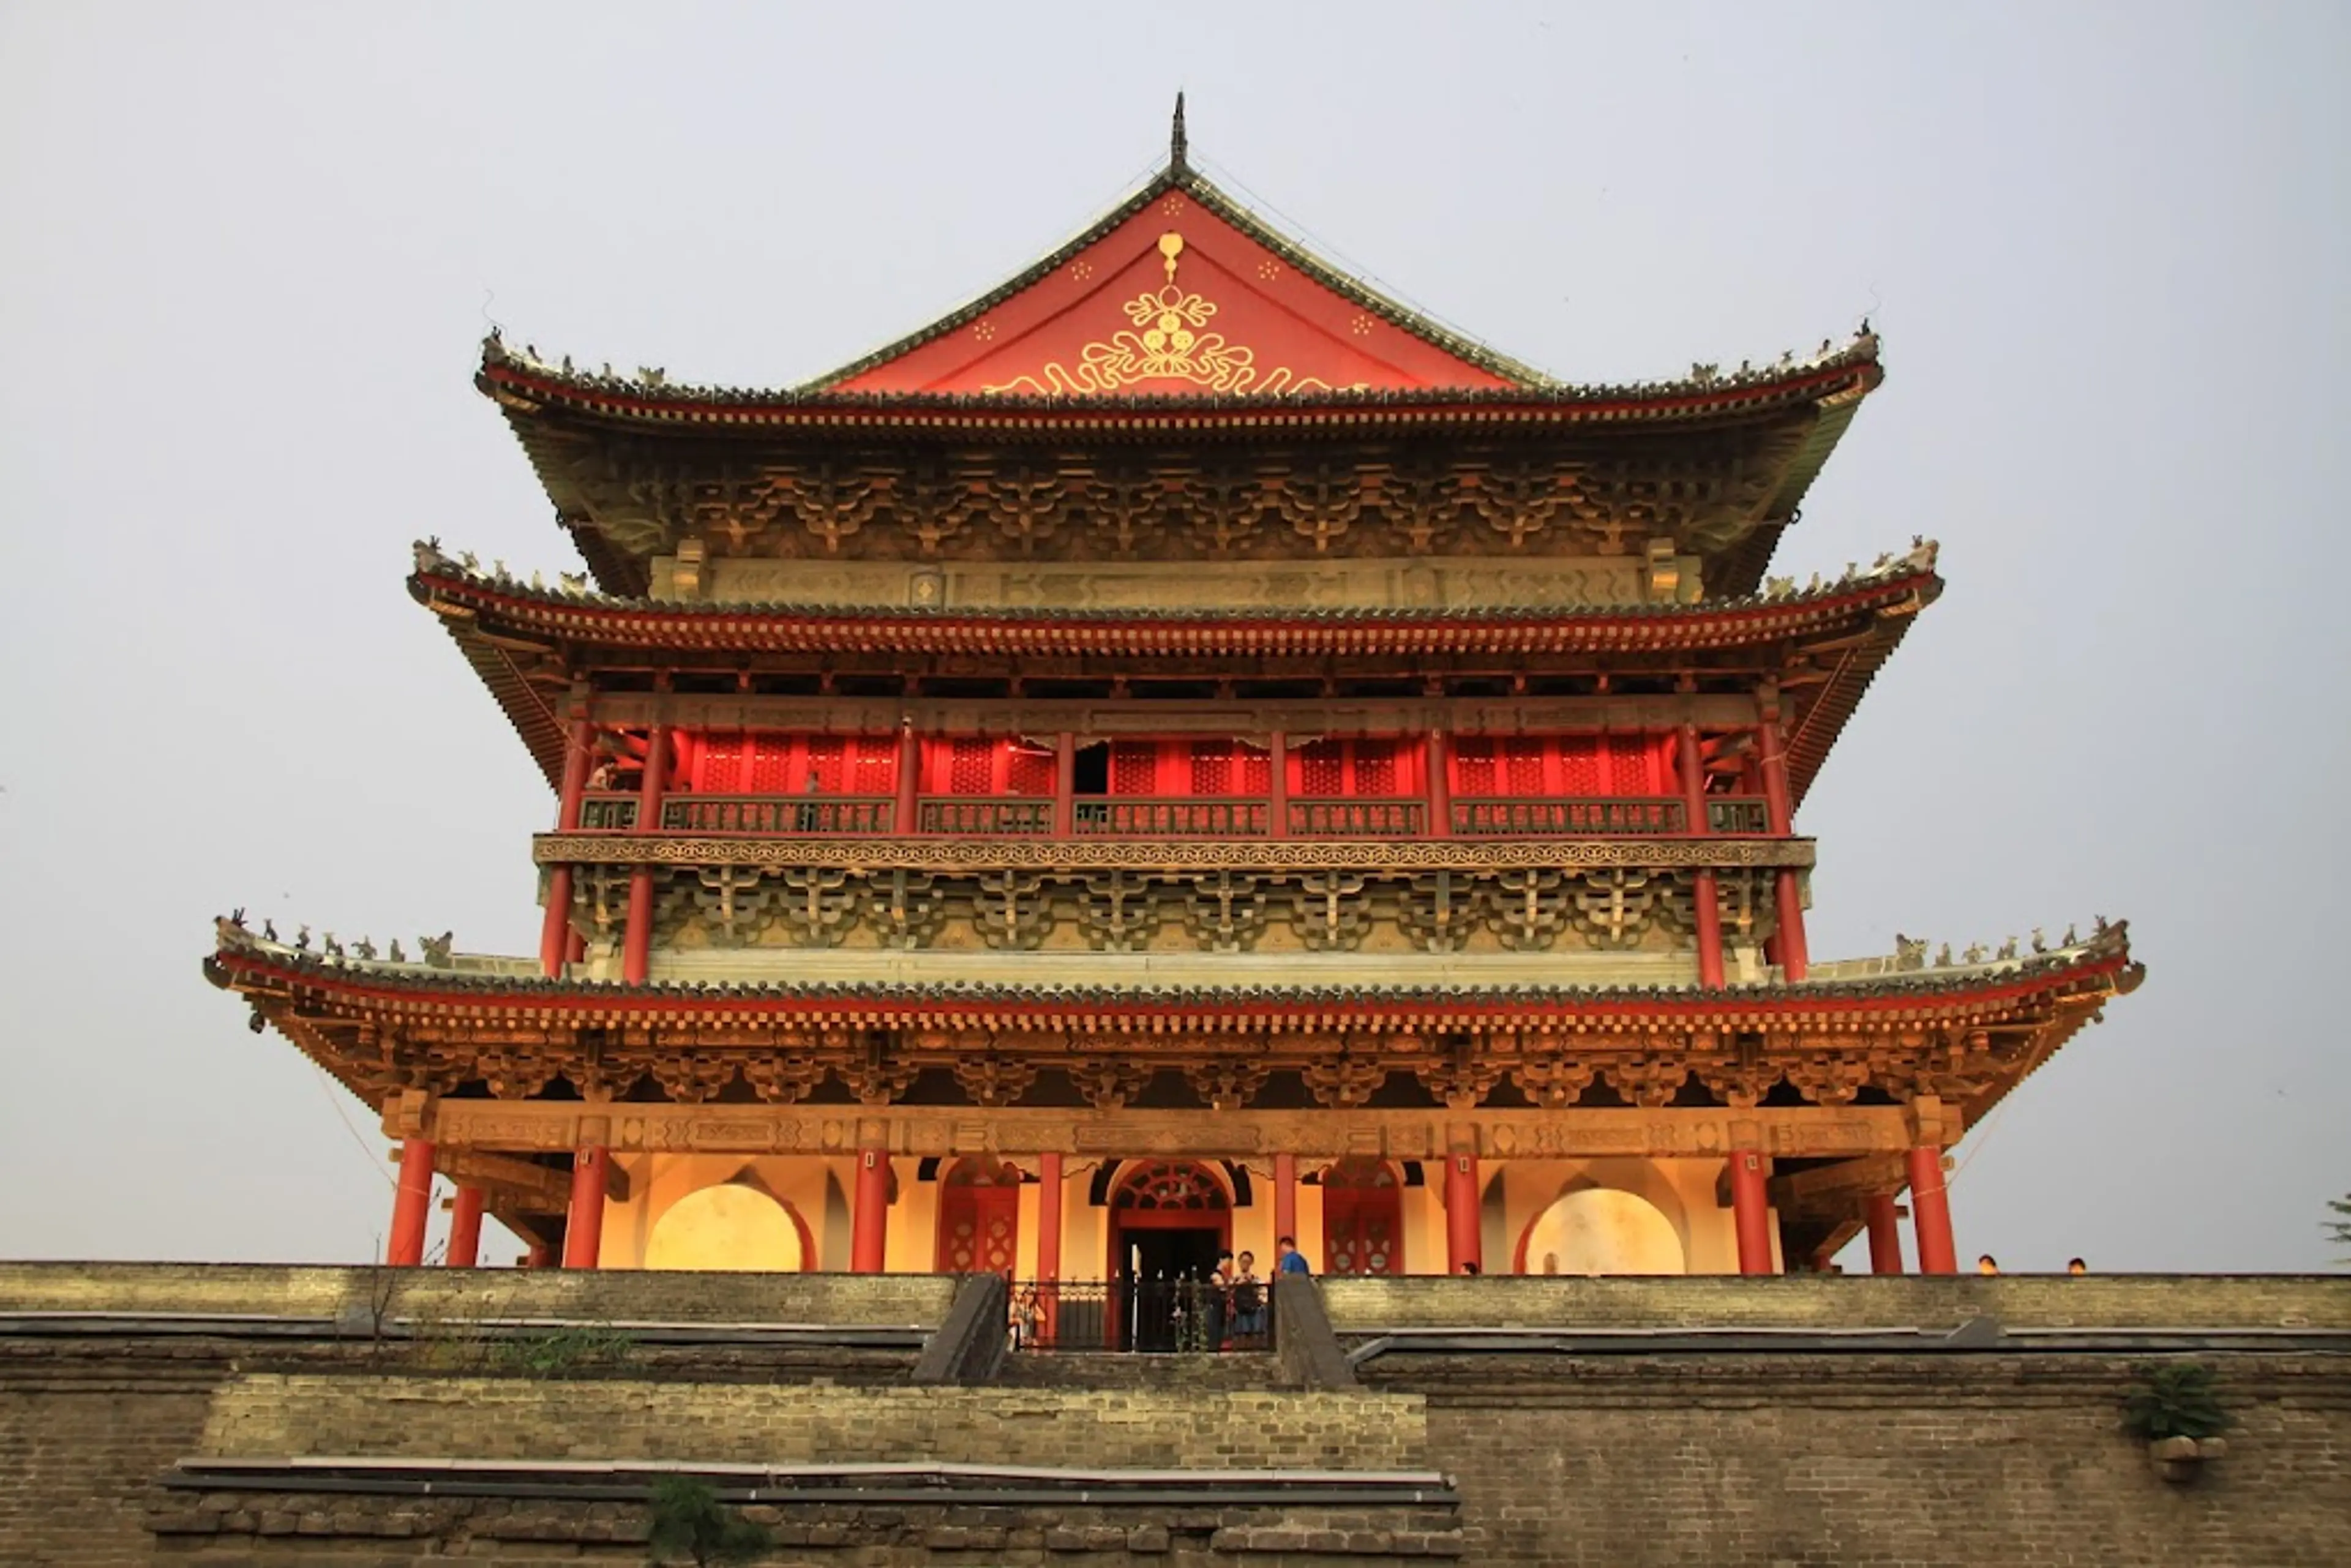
[3,3,2345,1272]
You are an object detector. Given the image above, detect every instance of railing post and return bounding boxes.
[1052,733,1076,838]
[1427,729,1453,839]
[894,722,920,835]
[622,722,669,986]
[1679,722,1725,988]
[1756,697,1808,981]
[1265,730,1289,839]
[539,714,595,978]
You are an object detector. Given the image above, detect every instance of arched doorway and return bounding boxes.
[1108,1160,1232,1352]
[1108,1160,1232,1280]
[934,1157,1022,1275]
[1320,1157,1403,1276]
[645,1182,811,1272]
[1515,1187,1685,1276]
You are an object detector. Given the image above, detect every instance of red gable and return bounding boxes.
[824,175,1530,397]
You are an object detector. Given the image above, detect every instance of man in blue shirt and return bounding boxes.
[1274,1236,1311,1277]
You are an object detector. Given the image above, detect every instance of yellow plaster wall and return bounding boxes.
[589,1154,1777,1278]
[599,1153,839,1272]
[1480,1157,1779,1275]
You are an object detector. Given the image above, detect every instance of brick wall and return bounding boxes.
[200,1373,1428,1471]
[0,1260,958,1327]
[6,1267,2348,1565]
[0,1382,215,1567]
[1322,1272,2351,1332]
[1403,1352,2351,1566]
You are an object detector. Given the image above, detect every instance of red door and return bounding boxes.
[935,1158,1021,1275]
[1321,1158,1403,1275]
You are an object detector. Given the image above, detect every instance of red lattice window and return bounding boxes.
[1354,740,1398,797]
[852,737,897,795]
[1111,742,1158,797]
[1190,741,1232,795]
[1556,737,1603,795]
[1606,733,1654,794]
[1007,743,1054,796]
[1297,741,1345,797]
[1451,738,1498,796]
[948,738,994,796]
[1112,1161,1230,1210]
[1237,746,1270,795]
[1504,737,1548,794]
[805,736,846,793]
[748,736,792,794]
[700,732,745,793]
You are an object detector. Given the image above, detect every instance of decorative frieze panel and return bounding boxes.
[535,833,1815,874]
[569,864,1783,956]
[421,1101,1944,1163]
[561,440,1801,569]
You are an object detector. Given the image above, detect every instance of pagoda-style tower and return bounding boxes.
[209,120,2139,1281]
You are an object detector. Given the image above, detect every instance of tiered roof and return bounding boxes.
[474,148,1881,599]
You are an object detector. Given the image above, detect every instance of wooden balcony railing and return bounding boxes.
[1289,800,1427,836]
[578,793,639,830]
[1705,797,1772,835]
[918,798,1053,835]
[571,790,1780,841]
[1073,798,1273,836]
[1451,797,1685,836]
[663,795,894,835]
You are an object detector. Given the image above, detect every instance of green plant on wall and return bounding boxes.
[2327,1193,2350,1262]
[2121,1361,2231,1442]
[646,1476,773,1566]
[490,1322,636,1378]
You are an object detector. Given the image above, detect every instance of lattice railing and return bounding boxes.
[1288,800,1428,836]
[918,798,1053,835]
[1072,798,1272,836]
[1450,797,1685,836]
[661,795,894,835]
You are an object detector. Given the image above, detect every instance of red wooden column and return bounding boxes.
[444,1187,485,1269]
[894,723,921,835]
[539,716,596,978]
[621,724,670,986]
[1728,1150,1773,1274]
[1035,1150,1063,1339]
[563,1147,607,1269]
[1865,1194,1905,1275]
[1678,722,1726,988]
[1906,1146,1958,1274]
[1035,1152,1063,1282]
[386,1139,435,1266]
[851,1145,891,1272]
[1052,733,1076,837]
[1265,730,1289,839]
[1272,1152,1298,1247]
[1425,729,1453,838]
[1444,1153,1482,1274]
[1755,700,1809,981]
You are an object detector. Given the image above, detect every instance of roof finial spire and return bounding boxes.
[1170,91,1189,173]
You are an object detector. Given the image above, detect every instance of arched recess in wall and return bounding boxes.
[934,1157,1022,1275]
[1514,1185,1685,1277]
[645,1180,813,1272]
